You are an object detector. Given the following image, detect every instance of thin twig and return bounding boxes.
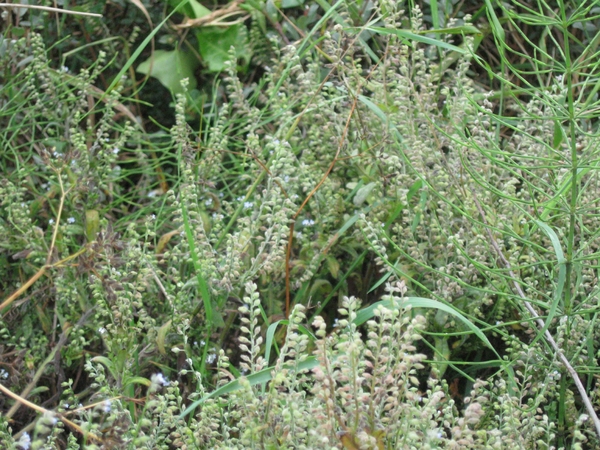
[470,191,600,439]
[0,3,102,18]
[46,169,69,265]
[0,382,102,442]
[173,0,245,29]
[0,309,99,441]
[0,247,88,312]
[282,17,380,318]
[5,308,95,419]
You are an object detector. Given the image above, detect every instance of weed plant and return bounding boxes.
[2,0,600,448]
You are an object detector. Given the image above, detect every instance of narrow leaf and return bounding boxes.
[366,27,468,54]
[530,220,566,346]
[353,297,498,355]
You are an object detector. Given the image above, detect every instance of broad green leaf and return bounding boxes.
[169,0,210,19]
[103,0,191,99]
[188,0,210,18]
[353,181,377,206]
[196,25,247,72]
[137,49,198,94]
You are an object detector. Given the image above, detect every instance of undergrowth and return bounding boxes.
[2,0,600,448]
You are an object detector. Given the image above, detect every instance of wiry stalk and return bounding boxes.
[470,191,600,439]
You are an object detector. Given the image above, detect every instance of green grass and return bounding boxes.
[2,0,600,448]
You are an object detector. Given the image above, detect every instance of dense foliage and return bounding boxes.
[2,0,600,448]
